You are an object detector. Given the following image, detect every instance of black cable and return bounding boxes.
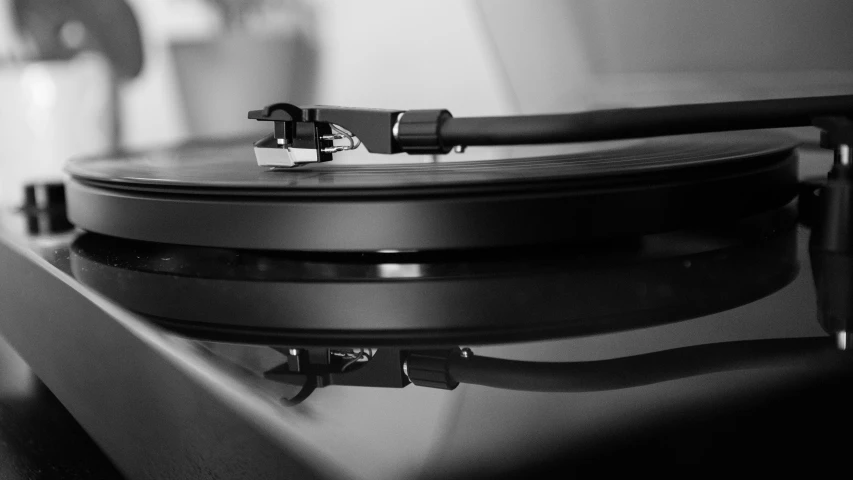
[442,337,843,392]
[439,95,853,146]
[280,381,316,407]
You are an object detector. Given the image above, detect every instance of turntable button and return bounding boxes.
[21,182,73,235]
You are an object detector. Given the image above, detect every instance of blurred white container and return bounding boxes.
[0,53,113,207]
[170,32,314,139]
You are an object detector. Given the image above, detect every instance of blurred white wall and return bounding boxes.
[0,55,113,205]
[557,0,853,106]
[5,0,853,171]
[311,0,512,116]
[120,0,516,151]
[119,0,853,151]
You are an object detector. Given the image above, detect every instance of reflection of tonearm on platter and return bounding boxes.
[248,95,853,167]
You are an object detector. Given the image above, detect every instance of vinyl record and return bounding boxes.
[65,132,798,252]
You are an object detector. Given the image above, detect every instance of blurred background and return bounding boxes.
[2,0,853,206]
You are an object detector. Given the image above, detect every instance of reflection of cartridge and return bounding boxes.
[808,117,853,350]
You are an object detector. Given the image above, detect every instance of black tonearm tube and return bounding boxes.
[404,338,844,392]
[439,95,853,147]
[265,337,847,406]
[248,95,853,167]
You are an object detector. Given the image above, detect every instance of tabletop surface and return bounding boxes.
[0,335,123,479]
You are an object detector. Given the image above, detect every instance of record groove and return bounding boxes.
[65,132,799,251]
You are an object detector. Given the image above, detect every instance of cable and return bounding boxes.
[405,337,845,392]
[439,95,853,147]
[280,381,316,407]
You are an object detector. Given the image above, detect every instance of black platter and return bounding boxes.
[69,205,798,346]
[65,132,799,252]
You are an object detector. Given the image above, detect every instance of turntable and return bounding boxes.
[3,96,853,478]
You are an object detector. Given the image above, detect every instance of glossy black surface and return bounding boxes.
[2,144,851,479]
[3,201,853,479]
[461,368,853,478]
